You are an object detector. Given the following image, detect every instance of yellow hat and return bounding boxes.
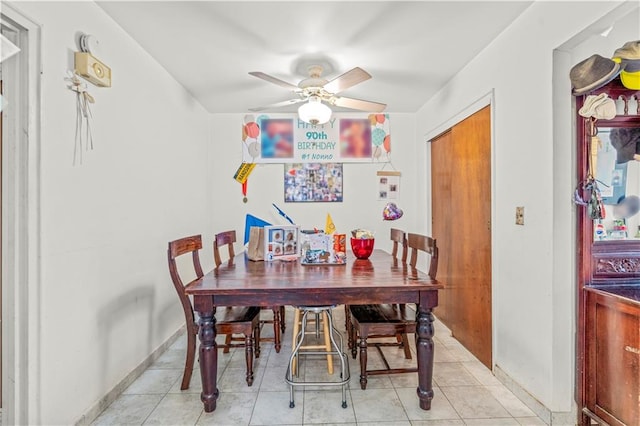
[612,41,640,90]
[620,69,640,90]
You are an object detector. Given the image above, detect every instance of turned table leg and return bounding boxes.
[272,306,282,353]
[198,309,219,412]
[416,303,435,410]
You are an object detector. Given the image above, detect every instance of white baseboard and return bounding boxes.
[494,364,577,426]
[73,325,186,426]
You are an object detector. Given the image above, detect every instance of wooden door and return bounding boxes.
[431,105,492,368]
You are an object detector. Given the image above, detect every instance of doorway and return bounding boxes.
[430,105,493,368]
[1,7,42,424]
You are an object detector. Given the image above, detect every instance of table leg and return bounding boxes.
[198,309,219,412]
[416,304,435,410]
[272,306,282,353]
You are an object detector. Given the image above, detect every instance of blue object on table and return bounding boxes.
[244,214,272,244]
[272,203,295,225]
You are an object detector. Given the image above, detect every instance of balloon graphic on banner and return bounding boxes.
[248,142,260,158]
[372,128,386,146]
[245,122,260,139]
[383,135,391,153]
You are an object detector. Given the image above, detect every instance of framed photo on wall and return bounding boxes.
[284,163,343,203]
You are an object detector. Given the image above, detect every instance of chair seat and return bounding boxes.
[350,304,415,326]
[217,306,261,323]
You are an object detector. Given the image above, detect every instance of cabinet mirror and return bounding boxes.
[592,115,640,242]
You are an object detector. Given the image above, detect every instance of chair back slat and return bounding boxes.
[407,233,438,279]
[390,228,407,263]
[214,230,237,267]
[167,235,204,334]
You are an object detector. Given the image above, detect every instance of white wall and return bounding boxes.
[210,113,419,257]
[415,1,630,416]
[9,2,211,424]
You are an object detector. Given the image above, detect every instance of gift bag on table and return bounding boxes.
[247,226,265,261]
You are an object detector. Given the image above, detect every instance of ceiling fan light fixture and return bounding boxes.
[298,96,332,125]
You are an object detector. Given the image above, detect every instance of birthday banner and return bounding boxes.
[241,113,391,164]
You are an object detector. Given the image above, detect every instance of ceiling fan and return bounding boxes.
[248,65,386,124]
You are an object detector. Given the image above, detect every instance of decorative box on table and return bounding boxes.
[264,225,300,261]
[300,230,347,265]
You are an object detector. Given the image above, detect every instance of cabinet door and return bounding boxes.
[586,291,640,426]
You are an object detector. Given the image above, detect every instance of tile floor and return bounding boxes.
[92,307,547,426]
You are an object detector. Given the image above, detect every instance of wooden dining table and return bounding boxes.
[185,249,442,413]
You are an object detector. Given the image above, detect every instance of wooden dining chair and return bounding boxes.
[213,230,286,353]
[168,234,261,390]
[346,228,408,352]
[348,232,438,389]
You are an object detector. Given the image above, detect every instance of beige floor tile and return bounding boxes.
[167,374,202,394]
[266,345,292,367]
[359,422,410,426]
[485,385,536,417]
[389,372,420,389]
[349,371,394,389]
[196,392,258,426]
[396,387,461,421]
[142,393,203,425]
[461,361,501,386]
[440,386,510,419]
[92,394,163,425]
[301,363,350,388]
[218,367,264,393]
[350,388,409,423]
[249,391,303,425]
[313,423,357,426]
[150,349,188,370]
[446,345,478,362]
[169,334,189,351]
[433,363,480,387]
[302,390,356,424]
[122,369,182,395]
[463,418,520,425]
[259,362,289,392]
[410,420,465,426]
[515,416,547,425]
[434,344,458,363]
[225,347,266,370]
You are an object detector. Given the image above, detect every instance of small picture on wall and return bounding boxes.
[284,163,343,202]
[377,171,401,200]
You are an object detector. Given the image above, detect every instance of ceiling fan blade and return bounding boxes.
[332,96,386,113]
[249,98,305,112]
[249,71,299,91]
[323,67,371,93]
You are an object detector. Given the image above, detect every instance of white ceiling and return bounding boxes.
[97,1,532,114]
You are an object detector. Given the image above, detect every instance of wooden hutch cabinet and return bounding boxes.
[576,80,640,426]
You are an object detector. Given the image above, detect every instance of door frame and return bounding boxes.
[423,90,497,369]
[1,4,42,425]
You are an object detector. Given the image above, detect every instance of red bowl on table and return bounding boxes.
[350,237,375,260]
